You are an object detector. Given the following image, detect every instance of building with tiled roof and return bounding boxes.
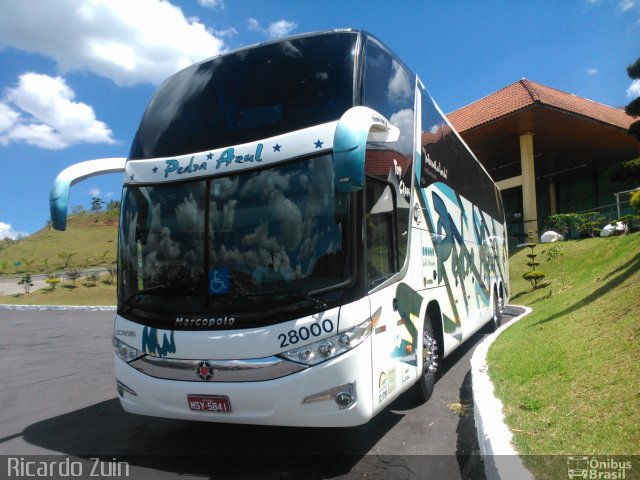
[446,79,639,242]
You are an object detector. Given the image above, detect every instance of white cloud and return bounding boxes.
[586,67,599,76]
[627,79,640,98]
[198,0,224,8]
[248,18,297,38]
[0,103,19,132]
[388,60,412,104]
[89,187,102,197]
[267,20,298,38]
[0,0,226,86]
[619,0,636,11]
[0,221,27,240]
[248,18,262,32]
[0,72,115,149]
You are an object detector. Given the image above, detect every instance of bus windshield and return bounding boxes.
[118,155,351,325]
[129,32,357,160]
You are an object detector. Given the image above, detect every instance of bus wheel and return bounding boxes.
[416,325,439,403]
[490,290,503,331]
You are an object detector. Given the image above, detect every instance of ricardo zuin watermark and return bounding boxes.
[6,457,130,478]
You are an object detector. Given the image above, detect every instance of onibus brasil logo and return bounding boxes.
[567,456,633,479]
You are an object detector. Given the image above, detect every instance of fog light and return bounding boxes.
[335,391,354,408]
[302,381,357,410]
[117,380,137,397]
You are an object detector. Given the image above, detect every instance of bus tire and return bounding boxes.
[416,322,439,403]
[489,289,503,332]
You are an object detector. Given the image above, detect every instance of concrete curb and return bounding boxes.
[0,304,115,311]
[471,305,534,480]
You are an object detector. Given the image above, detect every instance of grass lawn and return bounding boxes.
[0,211,118,277]
[1,276,117,306]
[488,233,640,474]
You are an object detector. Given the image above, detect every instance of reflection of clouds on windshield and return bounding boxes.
[213,176,240,198]
[279,41,303,58]
[175,193,202,234]
[209,155,343,284]
[388,60,412,104]
[268,189,302,250]
[390,108,414,156]
[241,167,291,196]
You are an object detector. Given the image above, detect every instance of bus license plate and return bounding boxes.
[187,395,232,413]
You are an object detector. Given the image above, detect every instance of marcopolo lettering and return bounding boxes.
[176,316,235,328]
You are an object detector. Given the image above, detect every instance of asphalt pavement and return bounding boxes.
[0,307,523,479]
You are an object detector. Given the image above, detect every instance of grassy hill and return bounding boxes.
[488,233,639,473]
[0,210,119,277]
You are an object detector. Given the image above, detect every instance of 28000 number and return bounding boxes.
[278,319,335,348]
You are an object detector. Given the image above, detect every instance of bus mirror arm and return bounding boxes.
[50,157,127,231]
[333,107,400,193]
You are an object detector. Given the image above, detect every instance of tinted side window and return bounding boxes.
[363,38,415,267]
[365,176,397,289]
[420,86,502,219]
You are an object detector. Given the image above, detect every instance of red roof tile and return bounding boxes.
[447,79,634,132]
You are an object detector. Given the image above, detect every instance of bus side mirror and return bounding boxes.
[50,158,126,231]
[333,107,400,193]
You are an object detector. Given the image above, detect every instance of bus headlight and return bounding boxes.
[279,307,381,366]
[113,336,143,363]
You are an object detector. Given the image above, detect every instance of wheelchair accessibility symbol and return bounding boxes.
[209,267,230,294]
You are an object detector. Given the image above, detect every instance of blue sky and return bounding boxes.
[1,0,639,238]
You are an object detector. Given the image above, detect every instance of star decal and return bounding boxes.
[206,152,213,160]
[314,139,324,149]
[129,174,135,181]
[273,143,281,152]
[152,166,158,174]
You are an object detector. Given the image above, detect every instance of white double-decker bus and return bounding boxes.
[50,30,509,427]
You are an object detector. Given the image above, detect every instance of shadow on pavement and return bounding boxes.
[21,397,405,478]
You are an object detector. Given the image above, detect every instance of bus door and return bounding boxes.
[365,176,419,409]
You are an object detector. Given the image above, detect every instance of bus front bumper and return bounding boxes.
[114,340,374,427]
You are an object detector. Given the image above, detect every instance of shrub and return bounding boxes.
[523,243,546,290]
[543,244,567,288]
[619,214,639,232]
[523,271,546,290]
[65,267,83,287]
[46,277,61,291]
[578,212,606,238]
[544,213,584,238]
[84,271,101,287]
[631,190,640,213]
[18,274,34,294]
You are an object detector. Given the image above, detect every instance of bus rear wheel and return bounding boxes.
[489,290,503,332]
[416,325,439,403]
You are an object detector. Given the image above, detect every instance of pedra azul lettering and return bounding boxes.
[164,156,207,179]
[216,144,263,170]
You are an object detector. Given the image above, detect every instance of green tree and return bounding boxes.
[631,190,640,212]
[58,251,76,269]
[627,57,640,141]
[90,196,105,213]
[18,273,34,294]
[522,243,546,290]
[543,244,567,289]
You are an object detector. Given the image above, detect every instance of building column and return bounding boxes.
[549,182,557,215]
[520,133,538,241]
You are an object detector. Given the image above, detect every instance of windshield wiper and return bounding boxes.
[120,284,196,311]
[232,289,328,310]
